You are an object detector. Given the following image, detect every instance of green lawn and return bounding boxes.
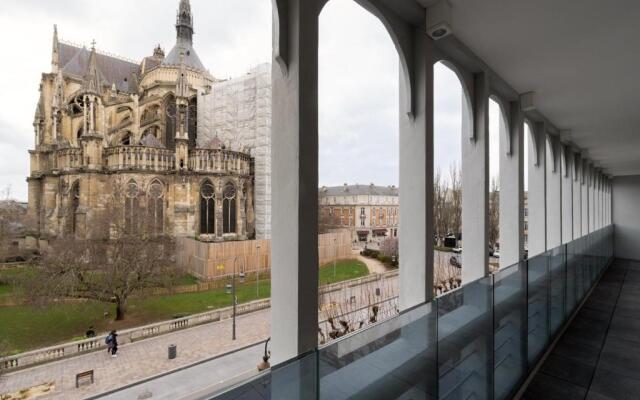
[318,259,369,286]
[0,259,368,353]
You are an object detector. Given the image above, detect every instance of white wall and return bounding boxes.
[613,175,640,260]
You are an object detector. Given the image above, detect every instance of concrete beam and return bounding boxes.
[572,152,582,238]
[546,135,562,249]
[399,27,434,309]
[499,100,524,266]
[527,122,547,257]
[462,71,489,282]
[581,159,589,235]
[561,145,573,244]
[270,0,321,365]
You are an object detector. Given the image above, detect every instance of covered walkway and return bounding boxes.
[524,259,640,400]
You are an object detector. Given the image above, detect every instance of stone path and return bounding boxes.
[354,251,389,274]
[1,274,400,400]
[1,310,270,400]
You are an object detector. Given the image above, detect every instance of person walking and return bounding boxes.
[105,330,118,358]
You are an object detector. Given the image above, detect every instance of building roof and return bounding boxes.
[319,184,399,197]
[58,42,139,93]
[162,42,206,72]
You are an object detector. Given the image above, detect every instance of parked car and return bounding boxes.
[452,247,462,254]
[493,250,500,258]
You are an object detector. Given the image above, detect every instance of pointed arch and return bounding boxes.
[222,181,237,234]
[199,179,215,234]
[124,179,140,234]
[147,178,165,235]
[69,180,80,235]
[164,93,176,150]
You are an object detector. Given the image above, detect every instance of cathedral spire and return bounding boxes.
[82,40,102,95]
[51,24,59,73]
[175,0,194,45]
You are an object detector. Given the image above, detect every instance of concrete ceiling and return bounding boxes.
[409,0,640,176]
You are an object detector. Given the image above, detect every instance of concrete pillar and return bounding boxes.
[499,100,524,266]
[581,160,589,235]
[462,72,489,282]
[561,145,573,244]
[572,152,582,238]
[527,122,547,257]
[399,27,434,309]
[546,135,562,249]
[270,0,321,365]
[587,163,596,233]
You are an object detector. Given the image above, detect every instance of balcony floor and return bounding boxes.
[523,258,640,400]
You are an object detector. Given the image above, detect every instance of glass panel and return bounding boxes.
[438,276,493,400]
[319,301,437,400]
[493,261,527,400]
[549,245,566,337]
[527,252,549,366]
[214,351,318,400]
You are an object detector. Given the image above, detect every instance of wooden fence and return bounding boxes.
[177,231,352,280]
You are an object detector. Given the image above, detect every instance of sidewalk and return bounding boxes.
[1,274,399,399]
[1,309,270,400]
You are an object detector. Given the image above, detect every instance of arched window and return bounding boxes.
[200,181,215,234]
[69,181,80,234]
[164,94,176,149]
[124,180,139,234]
[148,180,165,235]
[188,97,198,149]
[222,182,237,234]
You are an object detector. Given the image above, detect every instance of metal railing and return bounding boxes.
[210,225,614,400]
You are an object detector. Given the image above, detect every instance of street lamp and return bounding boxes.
[230,257,239,340]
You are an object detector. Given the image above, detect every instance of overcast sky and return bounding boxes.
[0,0,500,201]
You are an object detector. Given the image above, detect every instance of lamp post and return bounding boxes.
[232,257,238,340]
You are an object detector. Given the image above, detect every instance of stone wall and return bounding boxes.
[200,63,272,239]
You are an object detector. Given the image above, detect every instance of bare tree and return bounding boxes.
[433,168,449,245]
[448,162,462,237]
[26,186,178,321]
[488,177,500,248]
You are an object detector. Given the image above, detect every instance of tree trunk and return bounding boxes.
[115,298,127,320]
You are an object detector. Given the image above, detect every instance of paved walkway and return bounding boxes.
[523,259,640,400]
[1,310,270,400]
[1,274,400,399]
[354,251,389,274]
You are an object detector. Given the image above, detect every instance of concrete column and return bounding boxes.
[499,100,524,266]
[546,135,562,249]
[462,72,489,282]
[399,27,434,309]
[527,122,547,257]
[270,0,321,364]
[581,160,589,235]
[593,171,598,230]
[587,163,596,233]
[572,152,582,238]
[561,145,573,244]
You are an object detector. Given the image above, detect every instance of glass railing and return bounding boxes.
[210,225,614,400]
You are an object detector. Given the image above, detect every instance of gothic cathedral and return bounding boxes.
[28,0,256,242]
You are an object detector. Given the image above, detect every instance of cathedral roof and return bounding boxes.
[162,43,206,72]
[58,42,139,93]
[162,0,207,73]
